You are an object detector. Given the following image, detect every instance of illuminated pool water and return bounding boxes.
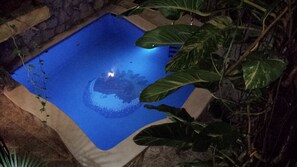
[12,14,194,150]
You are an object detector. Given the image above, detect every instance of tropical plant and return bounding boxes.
[0,150,45,167]
[123,0,297,166]
[0,137,45,167]
[135,104,241,166]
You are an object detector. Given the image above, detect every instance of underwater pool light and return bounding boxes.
[107,71,115,77]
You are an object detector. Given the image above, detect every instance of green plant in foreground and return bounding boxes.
[0,137,44,167]
[0,149,45,167]
[135,104,241,166]
[123,0,297,166]
[0,134,45,167]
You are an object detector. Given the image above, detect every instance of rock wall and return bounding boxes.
[0,0,115,71]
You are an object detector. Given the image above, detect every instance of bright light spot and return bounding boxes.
[141,48,157,55]
[107,71,115,77]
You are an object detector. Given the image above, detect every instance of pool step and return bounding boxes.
[168,45,181,58]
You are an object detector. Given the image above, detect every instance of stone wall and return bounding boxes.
[0,0,115,71]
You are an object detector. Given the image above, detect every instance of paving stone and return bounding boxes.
[126,146,210,167]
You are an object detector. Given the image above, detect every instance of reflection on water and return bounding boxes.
[83,70,148,118]
[12,14,193,150]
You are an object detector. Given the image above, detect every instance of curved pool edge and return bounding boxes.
[5,85,211,167]
[6,4,212,167]
[4,85,171,167]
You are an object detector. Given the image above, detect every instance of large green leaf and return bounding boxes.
[194,81,220,93]
[140,69,220,102]
[193,122,239,151]
[242,51,287,89]
[159,8,181,20]
[144,104,194,123]
[192,135,212,152]
[207,16,233,29]
[133,122,195,149]
[165,24,231,72]
[191,121,206,133]
[123,0,210,17]
[136,25,200,48]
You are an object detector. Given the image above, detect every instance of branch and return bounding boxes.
[225,7,289,75]
[271,126,295,166]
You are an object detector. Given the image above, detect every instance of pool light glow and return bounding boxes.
[107,71,115,77]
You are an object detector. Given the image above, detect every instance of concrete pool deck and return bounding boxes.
[5,3,212,167]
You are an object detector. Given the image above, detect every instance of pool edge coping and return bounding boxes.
[5,3,212,167]
[4,4,173,167]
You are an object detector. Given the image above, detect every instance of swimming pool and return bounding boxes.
[12,14,193,150]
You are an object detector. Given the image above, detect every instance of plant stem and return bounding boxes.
[288,0,293,53]
[234,26,261,32]
[225,7,289,75]
[212,146,216,167]
[247,104,252,155]
[233,110,268,116]
[243,0,266,13]
[210,146,237,166]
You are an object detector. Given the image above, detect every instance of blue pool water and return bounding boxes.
[12,14,194,150]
